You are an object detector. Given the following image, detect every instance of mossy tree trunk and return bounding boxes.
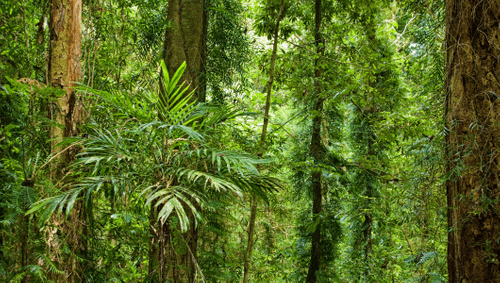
[445,0,500,281]
[48,0,83,281]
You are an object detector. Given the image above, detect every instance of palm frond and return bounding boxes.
[225,173,281,205]
[26,60,281,238]
[177,168,243,196]
[145,185,203,232]
[159,60,200,126]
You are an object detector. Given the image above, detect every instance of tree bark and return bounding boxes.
[150,2,207,280]
[20,179,34,283]
[243,194,259,283]
[148,201,161,282]
[48,0,83,281]
[199,0,208,103]
[163,0,206,101]
[49,0,83,155]
[242,1,284,282]
[362,142,374,280]
[445,0,500,282]
[360,23,378,280]
[306,0,324,282]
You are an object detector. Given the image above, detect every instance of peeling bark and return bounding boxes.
[49,0,82,168]
[445,0,500,281]
[48,0,83,281]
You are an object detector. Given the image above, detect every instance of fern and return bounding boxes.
[417,251,439,266]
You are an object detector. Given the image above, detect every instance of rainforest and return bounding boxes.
[1,0,499,282]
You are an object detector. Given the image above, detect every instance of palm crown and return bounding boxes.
[28,60,281,233]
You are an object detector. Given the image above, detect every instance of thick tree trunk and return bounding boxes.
[306,0,324,282]
[48,0,83,281]
[242,1,284,282]
[150,1,207,281]
[49,0,82,155]
[163,0,206,101]
[445,0,500,282]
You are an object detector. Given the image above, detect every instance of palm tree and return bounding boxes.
[28,61,281,281]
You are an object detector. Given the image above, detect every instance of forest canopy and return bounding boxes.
[1,0,499,282]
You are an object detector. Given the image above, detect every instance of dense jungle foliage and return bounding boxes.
[1,0,500,282]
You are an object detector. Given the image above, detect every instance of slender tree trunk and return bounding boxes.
[361,26,378,276]
[148,200,160,282]
[20,214,28,283]
[242,1,284,282]
[20,179,34,283]
[362,138,374,280]
[0,203,4,264]
[149,207,199,282]
[445,0,500,282]
[149,159,200,281]
[199,0,208,103]
[48,0,82,280]
[243,194,258,283]
[306,0,324,282]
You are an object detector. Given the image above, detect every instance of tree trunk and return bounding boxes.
[0,200,4,264]
[20,179,34,283]
[243,194,258,283]
[163,0,206,101]
[149,204,199,282]
[445,0,500,282]
[20,213,28,283]
[306,0,324,282]
[199,0,208,103]
[361,24,377,280]
[148,201,160,281]
[149,1,207,281]
[48,0,83,280]
[363,145,374,280]
[242,1,284,282]
[49,0,83,155]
